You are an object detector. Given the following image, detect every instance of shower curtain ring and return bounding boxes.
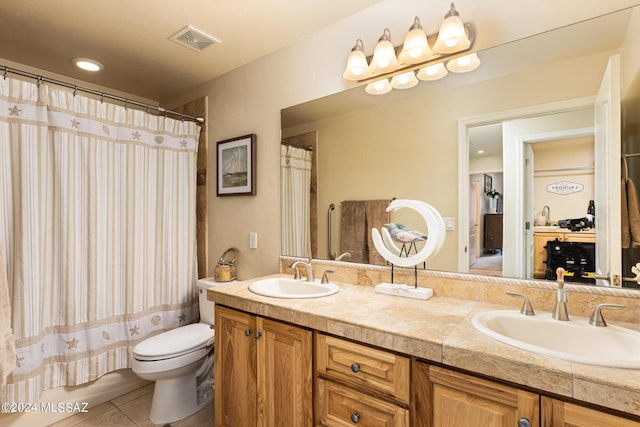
[100,93,105,104]
[2,67,7,80]
[124,100,128,110]
[73,86,78,97]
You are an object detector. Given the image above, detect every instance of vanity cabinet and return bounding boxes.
[533,230,595,278]
[541,396,640,427]
[315,333,411,426]
[415,362,540,427]
[214,305,312,427]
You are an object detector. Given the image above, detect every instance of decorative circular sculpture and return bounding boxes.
[371,199,446,267]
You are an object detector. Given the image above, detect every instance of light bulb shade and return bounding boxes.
[416,62,448,81]
[446,53,481,73]
[365,78,392,95]
[433,3,470,54]
[369,28,400,74]
[390,71,419,89]
[398,17,433,65]
[343,39,369,81]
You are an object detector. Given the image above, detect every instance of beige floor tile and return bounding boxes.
[117,392,154,425]
[174,402,214,427]
[63,406,137,427]
[47,402,118,427]
[111,383,155,408]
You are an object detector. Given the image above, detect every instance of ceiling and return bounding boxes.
[0,0,382,101]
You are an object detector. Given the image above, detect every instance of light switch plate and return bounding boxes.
[443,217,455,231]
[249,232,258,249]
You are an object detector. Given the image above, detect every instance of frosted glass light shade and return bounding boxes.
[390,71,419,89]
[398,17,433,64]
[433,3,470,54]
[365,78,392,95]
[343,39,369,81]
[369,28,400,74]
[416,62,448,81]
[446,53,481,73]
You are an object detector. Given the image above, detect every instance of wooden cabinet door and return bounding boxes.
[215,305,257,427]
[542,396,640,427]
[533,233,563,278]
[258,317,313,427]
[415,363,539,427]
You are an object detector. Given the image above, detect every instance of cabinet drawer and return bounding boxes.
[317,379,409,427]
[316,334,410,403]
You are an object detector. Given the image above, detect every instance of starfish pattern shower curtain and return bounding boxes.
[0,77,200,403]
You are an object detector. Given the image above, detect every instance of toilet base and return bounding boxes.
[149,371,212,424]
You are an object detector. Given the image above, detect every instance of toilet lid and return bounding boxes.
[134,323,214,360]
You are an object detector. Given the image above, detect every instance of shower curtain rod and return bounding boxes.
[1,65,204,124]
[281,140,313,151]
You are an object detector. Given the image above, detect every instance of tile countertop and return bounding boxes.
[207,274,640,417]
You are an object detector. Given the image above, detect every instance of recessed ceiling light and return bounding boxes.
[477,149,485,154]
[72,58,104,72]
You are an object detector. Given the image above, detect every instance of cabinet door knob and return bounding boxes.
[254,332,262,339]
[518,417,531,427]
[350,363,360,373]
[350,413,360,423]
[244,329,252,336]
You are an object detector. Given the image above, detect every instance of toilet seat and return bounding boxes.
[134,323,214,361]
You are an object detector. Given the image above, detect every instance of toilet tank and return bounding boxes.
[197,278,236,325]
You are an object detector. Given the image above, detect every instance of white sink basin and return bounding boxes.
[248,277,340,299]
[472,310,640,368]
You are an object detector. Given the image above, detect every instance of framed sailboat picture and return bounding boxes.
[216,134,256,196]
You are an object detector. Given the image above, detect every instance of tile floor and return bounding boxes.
[47,384,214,427]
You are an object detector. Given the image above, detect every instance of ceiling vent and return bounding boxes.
[170,25,220,52]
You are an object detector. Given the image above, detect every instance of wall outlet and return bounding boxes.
[249,232,258,249]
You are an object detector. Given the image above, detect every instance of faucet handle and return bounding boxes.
[589,303,625,327]
[321,270,335,284]
[506,291,535,316]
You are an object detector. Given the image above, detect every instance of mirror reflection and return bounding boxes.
[281,6,640,288]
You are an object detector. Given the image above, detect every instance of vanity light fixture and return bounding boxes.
[343,2,479,95]
[369,28,401,74]
[72,58,104,72]
[446,52,481,73]
[433,3,471,54]
[365,78,392,95]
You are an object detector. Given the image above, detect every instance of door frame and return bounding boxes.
[457,96,596,273]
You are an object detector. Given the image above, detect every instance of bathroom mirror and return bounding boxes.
[281,5,640,287]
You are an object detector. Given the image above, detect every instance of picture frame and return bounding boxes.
[216,134,256,196]
[484,174,492,193]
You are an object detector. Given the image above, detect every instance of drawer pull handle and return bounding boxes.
[518,417,531,427]
[351,363,360,373]
[351,413,360,423]
[244,329,252,336]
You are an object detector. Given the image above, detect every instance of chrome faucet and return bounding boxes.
[542,205,551,226]
[335,252,352,261]
[589,303,625,327]
[291,261,314,282]
[552,267,569,321]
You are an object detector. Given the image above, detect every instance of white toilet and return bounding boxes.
[132,278,228,424]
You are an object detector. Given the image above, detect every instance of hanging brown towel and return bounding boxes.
[627,177,640,247]
[622,178,631,249]
[340,201,367,263]
[366,199,390,265]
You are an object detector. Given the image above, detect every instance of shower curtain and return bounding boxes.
[0,77,201,403]
[281,145,312,257]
